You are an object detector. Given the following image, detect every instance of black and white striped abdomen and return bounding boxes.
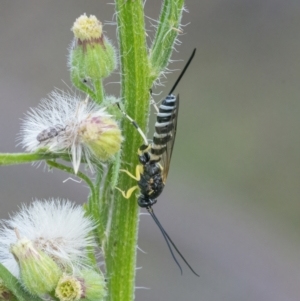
[155,95,177,134]
[151,95,177,156]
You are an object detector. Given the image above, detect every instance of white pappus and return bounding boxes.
[0,199,96,278]
[19,90,122,173]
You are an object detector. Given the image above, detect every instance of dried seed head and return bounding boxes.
[20,91,122,173]
[0,200,96,278]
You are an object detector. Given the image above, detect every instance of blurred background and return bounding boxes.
[0,1,300,300]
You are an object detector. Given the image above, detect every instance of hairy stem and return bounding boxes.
[93,79,105,104]
[0,152,65,166]
[71,74,97,100]
[149,0,184,84]
[103,1,149,300]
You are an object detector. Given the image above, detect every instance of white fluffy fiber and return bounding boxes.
[20,90,110,173]
[0,199,96,277]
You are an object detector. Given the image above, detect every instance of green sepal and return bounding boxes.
[70,40,116,84]
[11,238,62,296]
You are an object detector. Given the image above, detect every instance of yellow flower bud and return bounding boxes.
[55,270,106,301]
[70,14,116,82]
[55,274,82,301]
[72,14,103,41]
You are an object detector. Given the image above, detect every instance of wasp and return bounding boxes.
[117,49,199,276]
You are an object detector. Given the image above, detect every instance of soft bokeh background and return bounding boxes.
[0,1,300,300]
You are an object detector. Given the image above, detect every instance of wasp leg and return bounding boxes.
[119,165,143,181]
[116,165,143,198]
[115,185,139,199]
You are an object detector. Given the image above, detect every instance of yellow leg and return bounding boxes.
[116,165,143,199]
[120,165,143,181]
[115,185,139,199]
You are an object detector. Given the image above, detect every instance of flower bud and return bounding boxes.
[55,270,106,301]
[79,114,123,161]
[10,235,62,295]
[0,280,16,301]
[80,269,106,301]
[70,14,116,82]
[55,274,82,301]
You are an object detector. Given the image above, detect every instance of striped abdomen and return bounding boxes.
[151,95,177,157]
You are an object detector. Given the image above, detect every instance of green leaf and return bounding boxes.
[149,0,185,83]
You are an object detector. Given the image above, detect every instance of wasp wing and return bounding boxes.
[160,94,179,183]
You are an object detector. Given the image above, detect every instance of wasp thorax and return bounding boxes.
[80,115,122,161]
[70,14,116,82]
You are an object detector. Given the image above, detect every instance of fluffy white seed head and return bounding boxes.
[20,90,120,173]
[0,199,96,278]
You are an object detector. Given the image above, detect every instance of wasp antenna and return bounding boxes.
[147,207,183,275]
[116,103,149,146]
[149,208,200,277]
[169,48,196,95]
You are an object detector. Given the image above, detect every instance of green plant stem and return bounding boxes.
[93,79,105,104]
[0,152,64,166]
[71,74,97,100]
[89,165,107,245]
[104,1,149,300]
[46,160,96,198]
